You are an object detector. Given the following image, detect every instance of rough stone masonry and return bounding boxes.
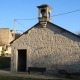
[11,22,80,74]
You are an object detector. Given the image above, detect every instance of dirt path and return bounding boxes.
[0,69,62,79]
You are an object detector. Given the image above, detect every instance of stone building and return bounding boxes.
[0,28,14,46]
[10,4,80,74]
[0,28,20,56]
[0,28,14,56]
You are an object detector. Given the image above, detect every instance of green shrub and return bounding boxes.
[0,57,11,69]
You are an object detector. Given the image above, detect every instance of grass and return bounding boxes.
[0,57,11,69]
[0,75,74,80]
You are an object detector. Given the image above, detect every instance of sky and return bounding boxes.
[0,0,80,34]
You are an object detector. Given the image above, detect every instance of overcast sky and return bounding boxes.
[0,0,80,34]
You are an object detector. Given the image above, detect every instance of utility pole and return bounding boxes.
[13,19,16,39]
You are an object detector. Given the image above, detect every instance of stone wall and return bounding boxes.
[9,30,14,44]
[11,23,80,73]
[0,28,9,45]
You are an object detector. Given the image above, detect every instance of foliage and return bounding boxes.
[78,34,80,36]
[0,57,11,69]
[1,50,5,57]
[77,32,80,36]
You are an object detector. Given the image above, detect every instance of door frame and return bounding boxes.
[14,46,30,72]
